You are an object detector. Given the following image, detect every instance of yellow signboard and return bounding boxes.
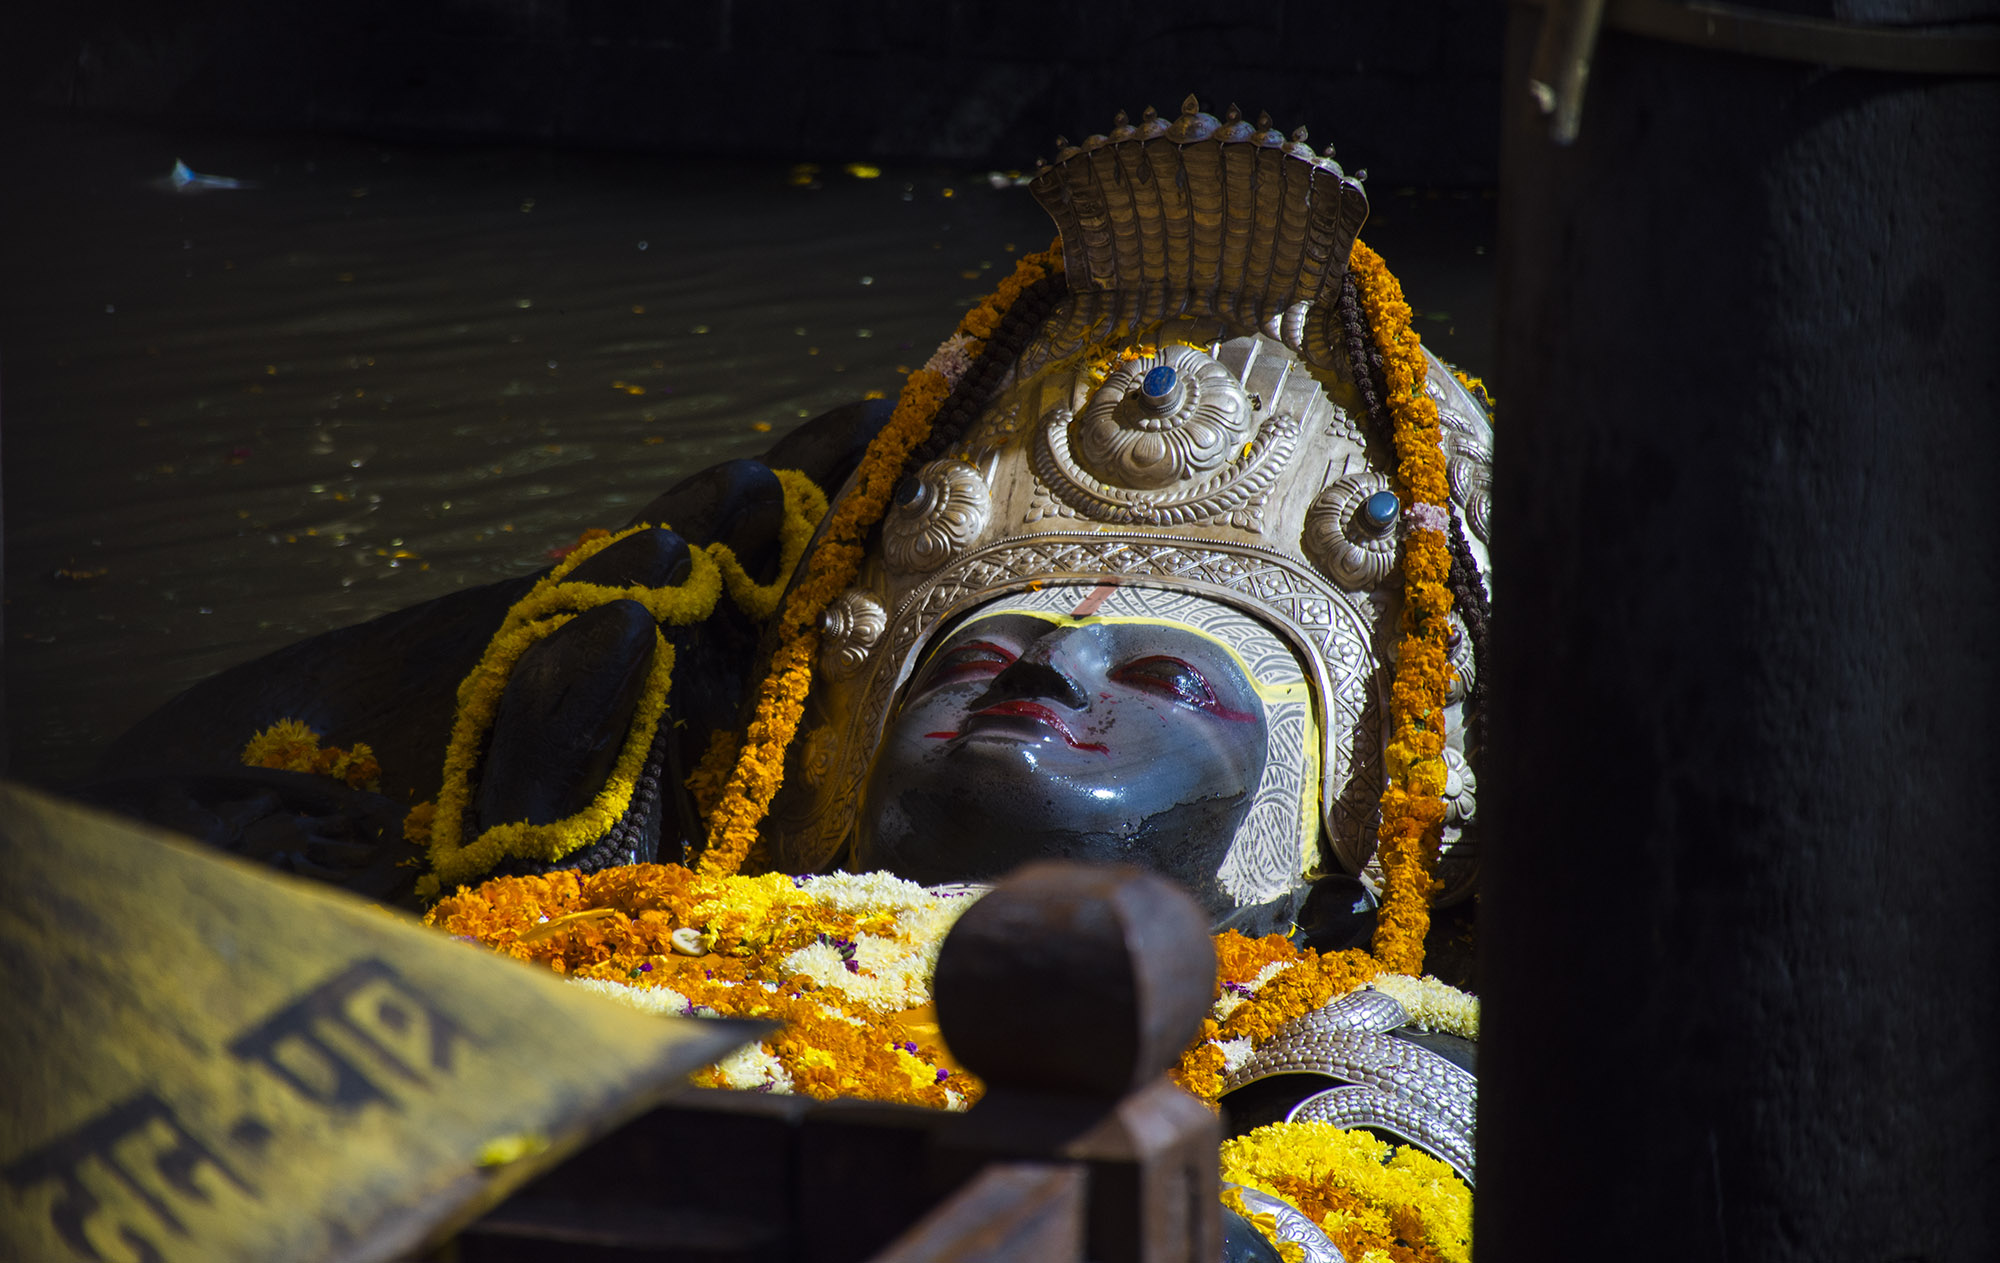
[0,784,760,1262]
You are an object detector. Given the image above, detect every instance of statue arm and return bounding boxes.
[78,401,891,903]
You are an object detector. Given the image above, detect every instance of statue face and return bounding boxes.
[855,611,1268,911]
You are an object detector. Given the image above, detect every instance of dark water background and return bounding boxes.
[1,110,1494,788]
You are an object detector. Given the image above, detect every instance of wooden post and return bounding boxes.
[865,1164,1086,1263]
[923,862,1221,1263]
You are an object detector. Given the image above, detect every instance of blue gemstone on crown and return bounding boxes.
[1141,365,1178,399]
[1362,490,1400,532]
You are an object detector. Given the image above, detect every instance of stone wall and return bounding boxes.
[1482,5,2000,1258]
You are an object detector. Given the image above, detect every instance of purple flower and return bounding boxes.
[639,962,653,972]
[903,1041,918,1054]
[935,1068,950,1082]
[844,959,860,973]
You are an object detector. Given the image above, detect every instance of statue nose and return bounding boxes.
[976,655,1088,711]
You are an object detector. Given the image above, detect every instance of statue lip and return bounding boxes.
[962,700,1108,754]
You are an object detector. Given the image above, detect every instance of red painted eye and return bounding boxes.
[924,639,1016,686]
[1111,655,1218,709]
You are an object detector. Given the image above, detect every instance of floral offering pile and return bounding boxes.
[426,864,982,1108]
[429,866,1478,1257]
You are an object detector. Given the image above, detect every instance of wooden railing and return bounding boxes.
[452,861,1222,1263]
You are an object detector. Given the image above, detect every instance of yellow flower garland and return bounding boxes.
[416,470,828,894]
[694,243,1064,876]
[1349,240,1457,977]
[1222,1121,1471,1263]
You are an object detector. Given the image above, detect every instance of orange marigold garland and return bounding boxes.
[685,728,744,819]
[1171,931,1380,1102]
[695,243,1064,877]
[1348,240,1457,976]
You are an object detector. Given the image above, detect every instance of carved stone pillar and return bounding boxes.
[1482,5,2000,1260]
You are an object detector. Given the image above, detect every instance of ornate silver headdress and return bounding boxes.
[770,98,1493,910]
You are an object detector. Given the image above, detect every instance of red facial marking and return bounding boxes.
[1111,656,1259,722]
[968,700,1108,753]
[923,639,1017,688]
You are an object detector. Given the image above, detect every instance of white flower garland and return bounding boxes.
[1367,973,1480,1040]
